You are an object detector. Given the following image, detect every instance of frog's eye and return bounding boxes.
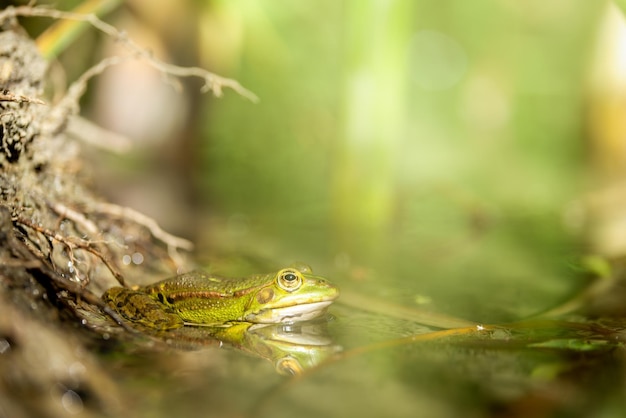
[275,356,303,376]
[277,269,303,292]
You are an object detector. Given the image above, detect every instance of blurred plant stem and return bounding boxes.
[586,2,626,256]
[332,1,414,252]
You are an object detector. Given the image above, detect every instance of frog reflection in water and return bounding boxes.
[102,265,339,330]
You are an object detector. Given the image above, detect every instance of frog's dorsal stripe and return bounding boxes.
[160,285,268,303]
[144,271,275,302]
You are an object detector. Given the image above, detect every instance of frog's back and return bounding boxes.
[140,270,275,324]
[142,270,272,297]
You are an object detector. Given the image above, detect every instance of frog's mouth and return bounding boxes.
[245,301,334,324]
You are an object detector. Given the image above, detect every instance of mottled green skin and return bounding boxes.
[102,287,183,330]
[102,267,338,330]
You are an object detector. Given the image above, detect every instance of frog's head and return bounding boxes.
[244,266,339,324]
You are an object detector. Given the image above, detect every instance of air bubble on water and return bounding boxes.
[122,254,131,265]
[131,252,144,265]
[0,339,11,354]
[60,389,84,415]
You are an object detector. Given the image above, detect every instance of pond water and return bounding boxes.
[103,297,625,418]
[99,218,626,418]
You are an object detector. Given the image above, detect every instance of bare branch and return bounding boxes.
[0,91,45,104]
[89,202,194,252]
[0,5,259,102]
[43,56,124,135]
[15,216,126,286]
[67,116,133,153]
[49,201,100,236]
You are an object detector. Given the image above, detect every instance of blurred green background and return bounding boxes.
[21,0,626,321]
[188,0,602,322]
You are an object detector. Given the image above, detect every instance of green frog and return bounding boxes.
[102,265,339,330]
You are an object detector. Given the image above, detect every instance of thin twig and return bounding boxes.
[0,91,45,105]
[43,56,124,135]
[90,202,194,251]
[50,201,100,236]
[15,216,126,286]
[67,115,133,153]
[0,5,259,102]
[9,214,137,333]
[45,264,139,334]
